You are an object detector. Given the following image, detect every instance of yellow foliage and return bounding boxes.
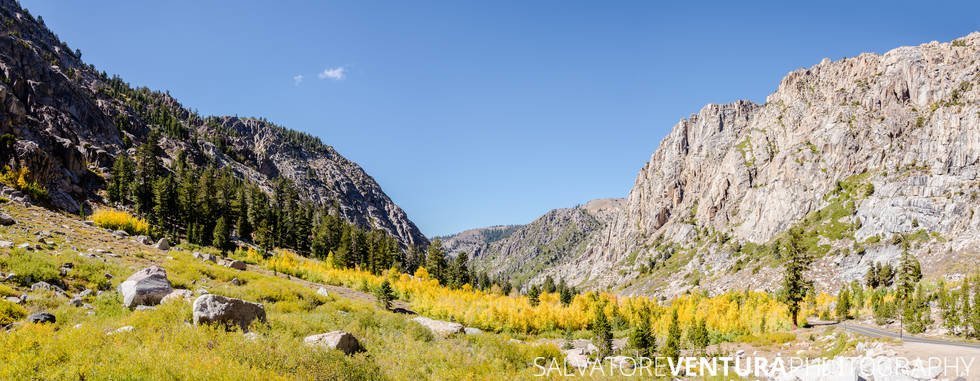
[258,250,803,340]
[91,209,150,236]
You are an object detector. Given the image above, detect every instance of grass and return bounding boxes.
[734,332,797,347]
[91,209,150,236]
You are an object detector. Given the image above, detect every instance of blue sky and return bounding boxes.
[23,1,980,236]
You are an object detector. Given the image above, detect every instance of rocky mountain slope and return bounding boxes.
[440,199,624,286]
[0,0,426,247]
[478,34,980,297]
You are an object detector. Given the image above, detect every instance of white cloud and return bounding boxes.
[318,67,346,80]
[292,74,304,86]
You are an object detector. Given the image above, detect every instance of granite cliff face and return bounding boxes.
[440,199,624,285]
[0,0,426,247]
[471,34,980,296]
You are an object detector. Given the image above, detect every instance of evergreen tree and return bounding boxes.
[779,228,812,328]
[449,252,470,289]
[878,263,896,287]
[964,280,974,337]
[108,155,134,204]
[133,130,163,217]
[542,275,557,294]
[375,280,395,310]
[662,309,682,364]
[212,216,231,252]
[865,262,880,288]
[527,285,541,307]
[591,304,613,359]
[686,317,709,355]
[151,174,178,237]
[836,288,851,321]
[425,239,448,284]
[559,278,573,306]
[628,306,655,357]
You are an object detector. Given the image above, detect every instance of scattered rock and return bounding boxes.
[192,252,217,263]
[108,326,134,335]
[411,316,464,337]
[243,332,260,341]
[153,238,170,250]
[161,289,194,304]
[316,287,329,297]
[0,213,15,226]
[230,277,241,286]
[463,327,482,335]
[196,288,209,295]
[563,349,591,369]
[16,242,32,250]
[220,259,247,270]
[27,312,56,324]
[118,266,173,309]
[134,305,157,312]
[135,235,152,245]
[192,294,266,331]
[68,296,83,307]
[304,331,365,355]
[607,356,635,369]
[0,240,13,249]
[4,296,23,304]
[112,230,129,238]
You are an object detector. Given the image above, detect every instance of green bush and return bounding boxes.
[0,300,27,325]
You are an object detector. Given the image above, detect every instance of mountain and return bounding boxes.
[440,198,623,286]
[0,0,426,248]
[481,34,980,297]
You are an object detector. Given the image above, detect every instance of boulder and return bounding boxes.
[316,287,329,297]
[563,349,591,369]
[68,296,83,307]
[304,331,365,355]
[0,213,15,226]
[112,230,129,238]
[108,325,134,335]
[0,240,13,248]
[220,259,247,270]
[119,266,173,308]
[192,294,266,331]
[135,235,153,245]
[161,289,194,304]
[193,252,217,262]
[411,316,464,337]
[153,238,170,250]
[27,312,56,324]
[464,327,482,335]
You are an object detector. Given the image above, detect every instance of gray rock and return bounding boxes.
[193,252,217,262]
[160,289,193,304]
[316,287,329,297]
[220,259,247,271]
[411,316,464,337]
[153,238,170,251]
[192,294,266,331]
[0,213,14,226]
[304,331,364,355]
[135,235,153,245]
[27,312,56,324]
[68,296,83,307]
[463,327,482,335]
[118,266,173,308]
[0,240,13,249]
[112,230,129,238]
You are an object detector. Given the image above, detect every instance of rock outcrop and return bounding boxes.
[411,316,464,337]
[192,294,266,331]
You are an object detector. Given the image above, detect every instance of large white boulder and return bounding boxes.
[119,266,173,308]
[192,294,266,331]
[304,331,364,355]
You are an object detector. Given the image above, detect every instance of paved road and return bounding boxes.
[841,322,980,349]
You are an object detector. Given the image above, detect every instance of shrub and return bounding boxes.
[91,209,150,236]
[0,300,27,325]
[0,249,61,287]
[0,166,48,200]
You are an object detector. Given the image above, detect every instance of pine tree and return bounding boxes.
[779,228,812,328]
[542,275,556,293]
[662,309,682,364]
[628,306,655,357]
[964,280,975,337]
[212,216,231,252]
[687,317,709,355]
[134,130,163,217]
[108,155,134,204]
[878,263,896,287]
[591,304,613,359]
[865,262,880,288]
[449,252,470,289]
[425,239,448,284]
[151,174,177,237]
[375,280,395,310]
[836,288,851,321]
[559,278,574,306]
[527,285,541,307]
